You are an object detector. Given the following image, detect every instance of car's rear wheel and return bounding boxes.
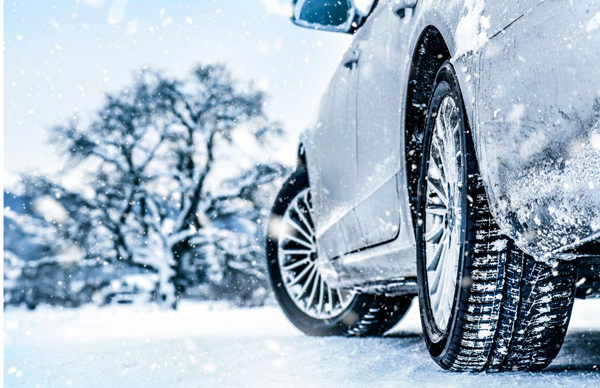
[416,62,578,371]
[267,167,413,336]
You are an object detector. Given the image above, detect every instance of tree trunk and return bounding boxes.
[152,247,178,309]
[170,239,191,303]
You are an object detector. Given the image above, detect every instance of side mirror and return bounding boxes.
[291,0,374,34]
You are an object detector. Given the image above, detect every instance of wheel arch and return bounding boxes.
[404,26,451,226]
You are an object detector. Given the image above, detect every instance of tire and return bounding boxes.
[267,167,413,336]
[415,62,577,372]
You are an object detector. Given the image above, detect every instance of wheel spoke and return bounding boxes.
[442,100,455,133]
[316,276,325,316]
[281,249,311,256]
[426,207,446,216]
[282,257,311,271]
[299,192,315,229]
[432,135,449,184]
[335,288,343,305]
[428,175,448,204]
[453,121,460,134]
[277,188,355,320]
[293,200,314,238]
[425,220,444,243]
[306,272,320,310]
[282,232,313,250]
[433,260,451,315]
[427,229,448,272]
[323,283,332,313]
[430,146,447,184]
[287,218,314,244]
[287,261,315,286]
[434,232,454,314]
[295,265,318,301]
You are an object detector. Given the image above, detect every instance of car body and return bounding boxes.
[267,0,600,372]
[294,0,600,291]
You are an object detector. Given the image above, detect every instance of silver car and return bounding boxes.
[266,0,600,372]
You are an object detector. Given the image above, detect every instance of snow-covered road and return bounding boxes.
[4,299,600,388]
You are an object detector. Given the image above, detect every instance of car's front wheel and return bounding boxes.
[416,62,578,371]
[267,167,413,336]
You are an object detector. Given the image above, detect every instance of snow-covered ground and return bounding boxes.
[4,299,600,388]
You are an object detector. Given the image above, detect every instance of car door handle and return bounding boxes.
[343,48,360,69]
[393,0,417,18]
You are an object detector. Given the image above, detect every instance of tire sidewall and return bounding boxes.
[416,63,472,359]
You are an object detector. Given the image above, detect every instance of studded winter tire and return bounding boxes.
[415,62,578,372]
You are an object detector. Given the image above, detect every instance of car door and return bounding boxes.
[352,1,413,247]
[309,53,364,260]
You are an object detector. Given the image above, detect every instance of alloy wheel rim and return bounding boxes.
[424,95,464,332]
[277,189,355,319]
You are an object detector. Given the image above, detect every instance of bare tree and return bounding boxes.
[33,64,286,307]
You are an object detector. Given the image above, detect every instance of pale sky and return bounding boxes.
[4,0,353,186]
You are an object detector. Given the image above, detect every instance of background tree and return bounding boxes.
[6,64,288,308]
